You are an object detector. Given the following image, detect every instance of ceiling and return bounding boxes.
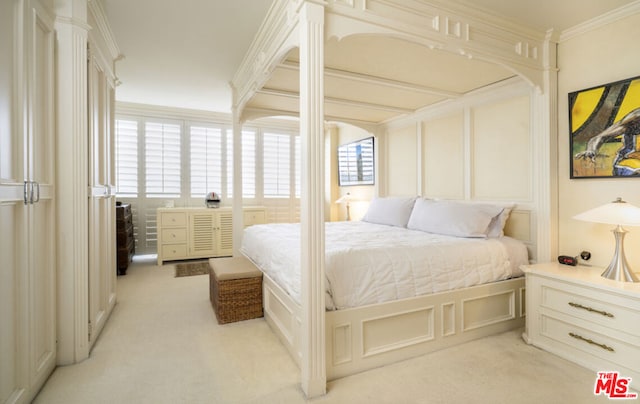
[103,0,636,117]
[247,37,516,124]
[103,0,273,112]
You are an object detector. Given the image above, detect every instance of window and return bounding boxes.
[145,122,181,197]
[114,119,138,196]
[242,130,255,198]
[295,136,301,198]
[113,112,302,252]
[263,133,291,198]
[190,126,222,197]
[338,136,375,186]
[226,131,234,198]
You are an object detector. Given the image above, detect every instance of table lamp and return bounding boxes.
[336,192,352,221]
[573,197,640,282]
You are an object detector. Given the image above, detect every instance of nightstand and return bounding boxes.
[522,262,640,390]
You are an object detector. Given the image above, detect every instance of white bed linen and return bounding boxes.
[240,221,528,310]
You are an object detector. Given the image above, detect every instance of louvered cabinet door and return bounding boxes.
[189,211,216,257]
[216,210,233,257]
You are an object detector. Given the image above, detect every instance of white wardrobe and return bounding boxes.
[87,32,118,349]
[0,1,57,402]
[0,1,120,402]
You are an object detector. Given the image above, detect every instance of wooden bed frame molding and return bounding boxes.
[258,207,532,381]
[232,0,557,118]
[231,0,556,396]
[263,272,526,381]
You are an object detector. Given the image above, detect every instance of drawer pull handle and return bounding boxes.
[568,302,614,318]
[569,332,615,352]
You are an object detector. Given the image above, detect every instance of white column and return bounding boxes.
[54,0,90,364]
[231,104,244,256]
[534,31,559,263]
[298,1,326,397]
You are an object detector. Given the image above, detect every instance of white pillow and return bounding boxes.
[362,196,417,227]
[486,205,514,237]
[450,200,514,237]
[407,199,505,238]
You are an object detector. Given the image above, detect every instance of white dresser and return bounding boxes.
[522,262,640,390]
[157,206,265,265]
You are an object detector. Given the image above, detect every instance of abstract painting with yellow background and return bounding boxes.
[570,75,640,178]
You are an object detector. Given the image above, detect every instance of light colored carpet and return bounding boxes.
[34,257,614,404]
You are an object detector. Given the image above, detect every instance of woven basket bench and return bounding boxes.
[209,257,263,324]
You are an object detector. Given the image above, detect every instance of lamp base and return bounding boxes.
[601,226,640,283]
[601,264,640,283]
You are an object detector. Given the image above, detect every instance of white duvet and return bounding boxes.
[240,221,528,310]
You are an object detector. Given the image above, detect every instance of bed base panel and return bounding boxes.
[262,274,526,380]
[262,275,302,365]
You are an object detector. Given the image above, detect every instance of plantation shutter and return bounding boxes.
[114,119,138,196]
[145,122,181,197]
[190,126,222,197]
[242,130,256,198]
[295,136,301,198]
[226,131,234,198]
[263,133,291,198]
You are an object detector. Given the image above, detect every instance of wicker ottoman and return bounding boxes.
[209,257,263,324]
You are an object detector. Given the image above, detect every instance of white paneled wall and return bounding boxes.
[558,10,640,270]
[384,79,533,204]
[471,96,531,201]
[423,112,465,198]
[386,124,419,196]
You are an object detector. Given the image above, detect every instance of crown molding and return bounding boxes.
[115,101,300,130]
[87,0,121,60]
[560,1,640,42]
[116,102,233,123]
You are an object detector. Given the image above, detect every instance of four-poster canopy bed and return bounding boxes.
[230,0,556,397]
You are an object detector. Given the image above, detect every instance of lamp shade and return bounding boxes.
[336,193,351,204]
[573,197,640,227]
[336,192,352,221]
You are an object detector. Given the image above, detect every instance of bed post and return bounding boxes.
[532,29,559,263]
[230,100,244,257]
[299,0,326,398]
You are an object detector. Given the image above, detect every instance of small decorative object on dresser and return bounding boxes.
[116,203,135,275]
[522,262,640,390]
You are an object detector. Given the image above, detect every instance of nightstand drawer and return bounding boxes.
[161,212,187,227]
[161,244,187,259]
[524,263,640,390]
[541,314,640,372]
[161,228,187,243]
[541,282,640,337]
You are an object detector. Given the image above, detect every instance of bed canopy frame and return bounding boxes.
[230,0,557,397]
